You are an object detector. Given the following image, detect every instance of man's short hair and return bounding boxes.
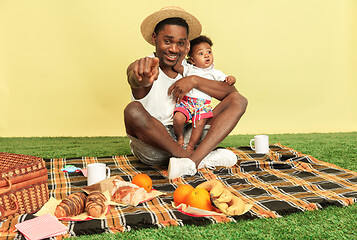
[188,35,213,57]
[154,17,189,37]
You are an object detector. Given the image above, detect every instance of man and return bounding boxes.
[124,6,248,179]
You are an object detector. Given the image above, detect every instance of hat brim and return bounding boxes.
[141,8,202,45]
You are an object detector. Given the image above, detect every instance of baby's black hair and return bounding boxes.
[188,35,213,57]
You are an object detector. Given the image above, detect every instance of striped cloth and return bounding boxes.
[1,144,356,239]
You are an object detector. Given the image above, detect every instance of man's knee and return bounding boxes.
[230,91,248,115]
[124,101,143,121]
[124,101,149,132]
[238,93,248,115]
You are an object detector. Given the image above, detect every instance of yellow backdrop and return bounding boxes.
[0,0,356,137]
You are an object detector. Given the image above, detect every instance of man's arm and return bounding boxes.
[168,75,237,103]
[127,57,160,99]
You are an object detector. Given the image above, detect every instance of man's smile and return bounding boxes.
[165,53,179,61]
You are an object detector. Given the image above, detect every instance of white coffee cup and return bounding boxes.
[87,163,110,186]
[250,135,269,154]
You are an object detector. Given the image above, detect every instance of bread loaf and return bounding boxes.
[112,186,148,206]
[54,192,87,218]
[85,191,107,218]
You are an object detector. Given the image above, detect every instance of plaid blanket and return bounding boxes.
[1,144,356,239]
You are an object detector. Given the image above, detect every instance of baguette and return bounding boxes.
[54,192,87,218]
[85,191,107,218]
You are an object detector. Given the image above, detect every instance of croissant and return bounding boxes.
[85,191,107,218]
[54,192,87,218]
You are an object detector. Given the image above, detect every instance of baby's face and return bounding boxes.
[190,42,214,68]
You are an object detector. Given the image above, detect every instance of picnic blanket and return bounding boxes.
[1,144,357,239]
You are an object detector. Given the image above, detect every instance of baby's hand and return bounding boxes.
[225,76,236,85]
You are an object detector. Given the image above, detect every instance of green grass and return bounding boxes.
[1,132,356,239]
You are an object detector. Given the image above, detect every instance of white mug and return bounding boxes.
[87,163,110,186]
[250,135,269,154]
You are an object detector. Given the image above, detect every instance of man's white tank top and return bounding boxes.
[131,66,182,126]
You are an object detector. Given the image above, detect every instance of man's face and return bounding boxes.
[152,24,188,69]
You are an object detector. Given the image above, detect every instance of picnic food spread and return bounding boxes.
[51,176,247,220]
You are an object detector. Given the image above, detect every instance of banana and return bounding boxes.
[197,179,246,216]
[196,180,225,198]
[225,196,246,216]
[213,201,229,213]
[214,188,233,203]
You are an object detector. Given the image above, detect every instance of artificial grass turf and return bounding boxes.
[0,132,356,239]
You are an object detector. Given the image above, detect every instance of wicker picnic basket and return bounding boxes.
[0,152,49,220]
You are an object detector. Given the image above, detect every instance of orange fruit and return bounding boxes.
[186,188,213,211]
[173,184,194,206]
[131,173,152,192]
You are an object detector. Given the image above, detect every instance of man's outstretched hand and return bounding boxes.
[132,57,160,88]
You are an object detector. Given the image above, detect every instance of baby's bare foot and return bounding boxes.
[177,137,184,147]
[186,145,194,154]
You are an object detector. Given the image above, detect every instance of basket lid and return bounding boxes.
[0,152,44,171]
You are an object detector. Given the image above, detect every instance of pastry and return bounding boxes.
[54,192,87,218]
[85,191,107,218]
[111,180,148,206]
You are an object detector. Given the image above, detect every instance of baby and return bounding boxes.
[173,35,236,153]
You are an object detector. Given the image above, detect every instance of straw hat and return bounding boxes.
[140,6,202,45]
